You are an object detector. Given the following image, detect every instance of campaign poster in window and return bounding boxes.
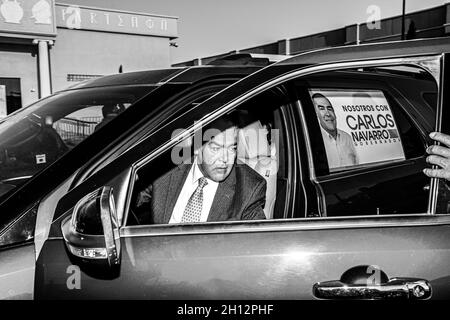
[309,89,405,171]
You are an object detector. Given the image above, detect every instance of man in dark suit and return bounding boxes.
[140,116,267,224]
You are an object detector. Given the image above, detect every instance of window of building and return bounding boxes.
[0,77,22,116]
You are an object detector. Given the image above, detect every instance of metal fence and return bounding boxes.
[54,116,102,147]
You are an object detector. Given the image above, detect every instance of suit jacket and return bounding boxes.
[150,162,267,224]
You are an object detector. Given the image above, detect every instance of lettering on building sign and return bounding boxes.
[161,19,167,30]
[131,16,138,28]
[117,14,124,27]
[90,12,97,24]
[60,5,170,33]
[145,18,154,29]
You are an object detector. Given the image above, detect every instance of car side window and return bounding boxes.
[126,88,293,226]
[295,66,437,217]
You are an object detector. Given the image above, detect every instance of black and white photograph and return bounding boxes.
[1,0,450,312]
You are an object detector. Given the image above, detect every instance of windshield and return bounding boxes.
[0,85,155,198]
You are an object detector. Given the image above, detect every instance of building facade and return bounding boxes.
[0,0,178,116]
[174,3,450,67]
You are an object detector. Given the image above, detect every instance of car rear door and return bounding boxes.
[287,53,450,299]
[35,53,450,300]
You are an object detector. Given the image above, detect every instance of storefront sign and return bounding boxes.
[0,85,7,118]
[0,0,56,37]
[310,89,405,169]
[55,4,178,38]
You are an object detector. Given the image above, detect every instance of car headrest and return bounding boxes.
[237,120,272,159]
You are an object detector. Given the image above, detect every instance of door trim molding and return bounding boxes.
[119,213,450,238]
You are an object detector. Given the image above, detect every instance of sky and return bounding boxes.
[63,0,448,64]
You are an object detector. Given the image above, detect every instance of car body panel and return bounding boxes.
[36,216,450,299]
[0,242,35,300]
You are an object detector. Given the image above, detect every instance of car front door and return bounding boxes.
[35,53,450,299]
[0,206,36,299]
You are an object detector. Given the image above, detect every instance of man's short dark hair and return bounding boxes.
[311,93,335,112]
[311,93,329,102]
[203,112,240,136]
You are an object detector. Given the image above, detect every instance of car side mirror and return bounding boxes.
[61,186,121,269]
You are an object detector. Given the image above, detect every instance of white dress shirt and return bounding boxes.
[169,158,219,224]
[320,127,359,169]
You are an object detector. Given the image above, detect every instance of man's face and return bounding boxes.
[198,127,237,182]
[313,96,337,133]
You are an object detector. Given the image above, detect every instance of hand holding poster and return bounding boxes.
[309,89,405,172]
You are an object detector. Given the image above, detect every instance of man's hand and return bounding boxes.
[424,132,450,181]
[136,185,152,207]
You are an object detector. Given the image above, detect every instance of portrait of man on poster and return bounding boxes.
[312,92,359,169]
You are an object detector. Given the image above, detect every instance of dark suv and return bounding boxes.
[1,38,450,300]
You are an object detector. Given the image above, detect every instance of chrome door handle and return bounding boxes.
[313,278,432,300]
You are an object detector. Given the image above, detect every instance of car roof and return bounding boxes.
[278,37,450,66]
[64,65,264,90]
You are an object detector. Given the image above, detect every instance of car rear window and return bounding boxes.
[295,66,436,217]
[297,69,435,176]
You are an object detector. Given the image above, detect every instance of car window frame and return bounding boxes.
[46,54,449,243]
[274,55,445,216]
[118,55,444,228]
[123,85,299,226]
[432,53,450,215]
[290,55,443,217]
